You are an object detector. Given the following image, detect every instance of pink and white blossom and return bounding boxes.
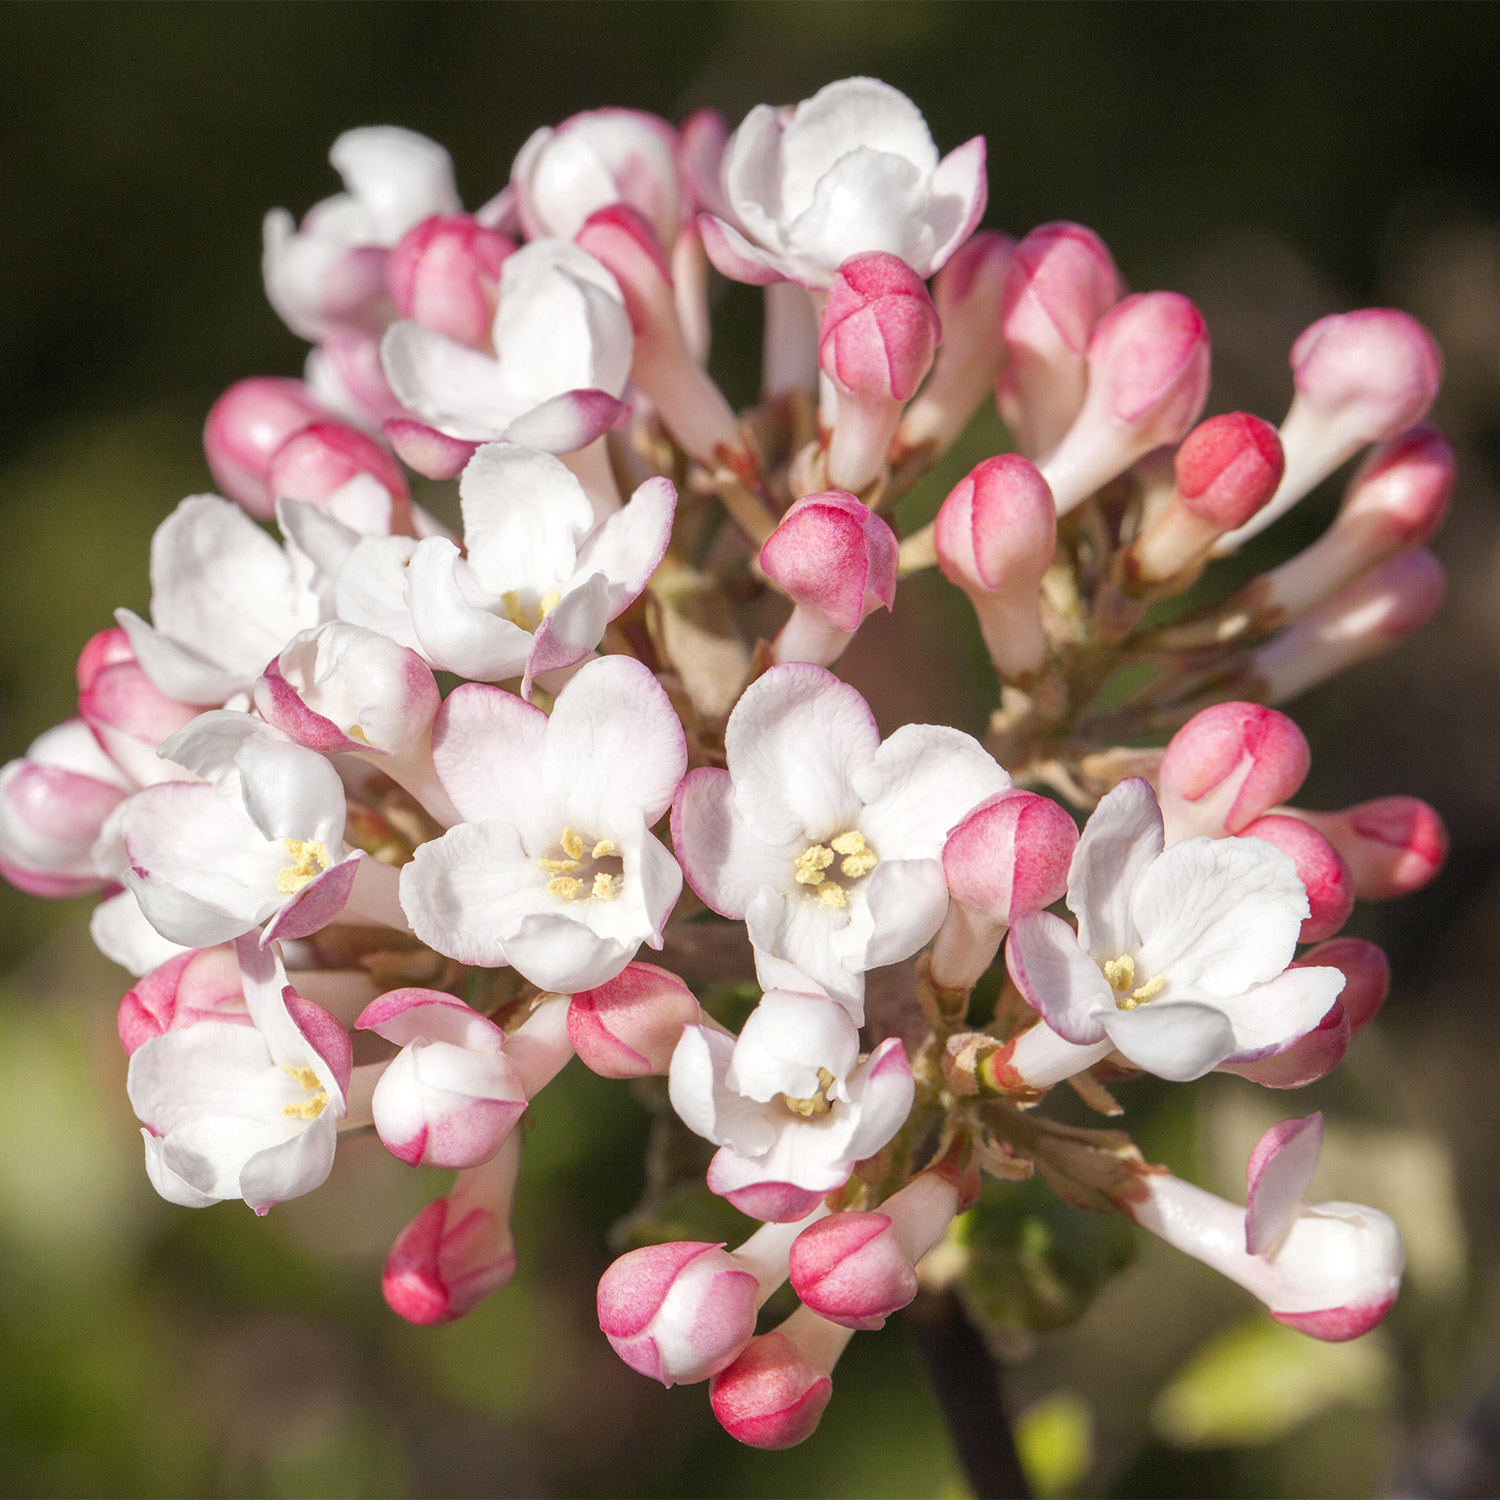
[1280,796,1447,900]
[380,238,632,452]
[668,989,914,1221]
[400,656,686,993]
[117,944,250,1054]
[568,961,703,1078]
[700,77,986,289]
[672,664,1010,1013]
[386,213,515,348]
[264,126,460,343]
[203,377,329,518]
[1120,1113,1404,1340]
[1005,779,1343,1082]
[127,936,352,1213]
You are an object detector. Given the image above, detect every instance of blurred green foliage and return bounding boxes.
[3,3,1499,1496]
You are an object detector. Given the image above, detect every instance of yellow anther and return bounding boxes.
[782,1067,838,1118]
[538,590,562,620]
[283,1092,330,1120]
[276,839,332,895]
[1102,955,1136,992]
[560,828,585,860]
[591,839,615,859]
[841,849,878,878]
[1128,975,1165,1005]
[830,831,866,856]
[282,1065,321,1090]
[794,845,835,884]
[538,858,579,873]
[347,724,370,745]
[816,881,847,909]
[591,872,620,901]
[548,876,585,901]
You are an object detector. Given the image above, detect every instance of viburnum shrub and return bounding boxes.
[1,77,1451,1455]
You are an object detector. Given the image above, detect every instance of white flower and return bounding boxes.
[1005,779,1344,1082]
[116,495,323,706]
[700,77,986,289]
[334,443,675,692]
[380,239,632,452]
[399,655,687,993]
[127,936,352,1213]
[120,713,367,948]
[264,126,460,343]
[668,989,914,1222]
[672,664,1011,1017]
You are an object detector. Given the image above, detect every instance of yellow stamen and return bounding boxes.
[816,881,847,909]
[591,872,620,901]
[782,1067,838,1118]
[276,839,332,895]
[841,849,878,878]
[283,1093,330,1120]
[347,724,370,745]
[794,845,835,884]
[829,831,866,856]
[538,858,579,873]
[548,876,585,901]
[1102,955,1136,992]
[560,828,584,860]
[591,839,615,859]
[538,590,562,619]
[1103,954,1166,1009]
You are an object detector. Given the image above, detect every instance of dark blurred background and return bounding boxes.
[4,4,1500,1496]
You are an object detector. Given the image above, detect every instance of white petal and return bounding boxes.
[1102,1001,1237,1082]
[405,537,534,681]
[724,664,879,845]
[329,126,459,241]
[380,322,518,441]
[458,442,592,599]
[235,737,348,849]
[1246,1113,1323,1257]
[672,767,799,919]
[430,683,554,844]
[127,1020,281,1134]
[1068,778,1164,960]
[332,535,423,653]
[852,723,1009,860]
[855,856,951,969]
[920,135,988,276]
[839,1036,916,1163]
[1132,836,1307,997]
[571,475,677,614]
[668,1024,779,1157]
[722,104,790,252]
[523,573,610,693]
[745,886,862,1017]
[90,889,189,976]
[784,148,927,272]
[239,1110,338,1212]
[115,610,247,706]
[726,991,860,1103]
[1004,911,1112,1045]
[543,655,687,830]
[499,913,633,993]
[1214,964,1346,1061]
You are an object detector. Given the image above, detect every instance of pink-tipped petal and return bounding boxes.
[1245,1112,1323,1255]
[568,961,701,1078]
[381,418,479,480]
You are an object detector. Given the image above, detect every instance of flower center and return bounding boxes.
[500,589,563,632]
[539,826,624,903]
[781,1066,838,1118]
[792,830,879,910]
[276,838,332,895]
[281,1063,330,1120]
[1102,953,1165,1010]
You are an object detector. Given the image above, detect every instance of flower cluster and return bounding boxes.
[2,77,1451,1449]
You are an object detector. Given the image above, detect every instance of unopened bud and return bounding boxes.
[203,377,326,518]
[998,222,1122,459]
[266,421,410,519]
[1239,815,1354,943]
[1158,703,1310,843]
[894,230,1016,463]
[79,653,199,787]
[709,1304,854,1449]
[1040,291,1211,515]
[1250,550,1444,705]
[1281,797,1447,900]
[568,961,701,1077]
[820,252,941,492]
[1214,308,1443,553]
[387,213,514,348]
[1126,413,1283,587]
[933,454,1056,682]
[931,791,1078,990]
[761,491,897,666]
[117,944,248,1054]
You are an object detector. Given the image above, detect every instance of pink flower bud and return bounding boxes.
[819,252,942,492]
[894,230,1016,463]
[568,961,701,1078]
[1246,424,1455,630]
[79,655,200,786]
[307,332,408,427]
[1219,999,1351,1090]
[760,491,898,666]
[598,1241,760,1386]
[1040,291,1211,515]
[577,204,746,471]
[1158,703,1311,842]
[1283,797,1447,900]
[932,790,1079,990]
[1213,309,1443,554]
[203,377,326,519]
[266,421,410,512]
[1251,550,1444,705]
[1127,413,1284,586]
[709,1305,854,1449]
[1238,814,1354,943]
[0,720,128,897]
[75,628,135,693]
[117,944,249,1054]
[357,989,526,1170]
[788,1172,960,1331]
[998,222,1123,458]
[933,454,1056,682]
[1301,936,1389,1033]
[382,418,479,480]
[383,1139,521,1325]
[387,213,514,348]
